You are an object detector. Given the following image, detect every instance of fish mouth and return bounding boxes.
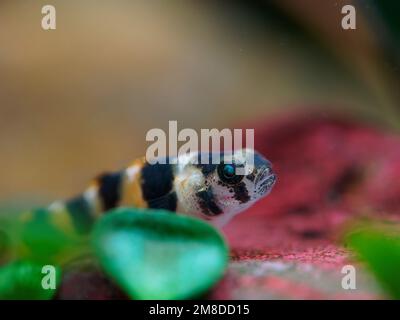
[255,168,277,195]
[255,166,271,184]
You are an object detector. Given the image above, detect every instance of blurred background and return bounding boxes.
[0,0,399,203]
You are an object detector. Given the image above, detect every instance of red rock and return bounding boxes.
[215,111,400,299]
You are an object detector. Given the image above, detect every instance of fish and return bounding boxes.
[24,148,276,234]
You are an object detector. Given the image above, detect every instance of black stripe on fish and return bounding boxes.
[97,171,123,211]
[65,195,95,234]
[141,163,175,201]
[147,191,177,211]
[196,187,223,216]
[196,153,218,177]
[197,163,217,177]
[232,182,250,204]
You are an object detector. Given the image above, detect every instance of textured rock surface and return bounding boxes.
[210,260,382,300]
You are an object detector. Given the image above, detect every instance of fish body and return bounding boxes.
[36,149,276,234]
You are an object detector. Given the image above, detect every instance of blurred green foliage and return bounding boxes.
[1,205,229,300]
[0,206,87,265]
[0,260,60,299]
[20,208,86,264]
[347,224,400,299]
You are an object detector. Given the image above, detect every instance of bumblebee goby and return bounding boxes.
[40,148,276,233]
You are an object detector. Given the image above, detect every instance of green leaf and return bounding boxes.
[346,225,400,299]
[92,208,228,300]
[19,208,82,263]
[0,204,87,264]
[0,203,32,262]
[0,260,61,300]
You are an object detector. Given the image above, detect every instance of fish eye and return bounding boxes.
[217,163,244,185]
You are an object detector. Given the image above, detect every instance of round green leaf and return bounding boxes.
[92,208,228,300]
